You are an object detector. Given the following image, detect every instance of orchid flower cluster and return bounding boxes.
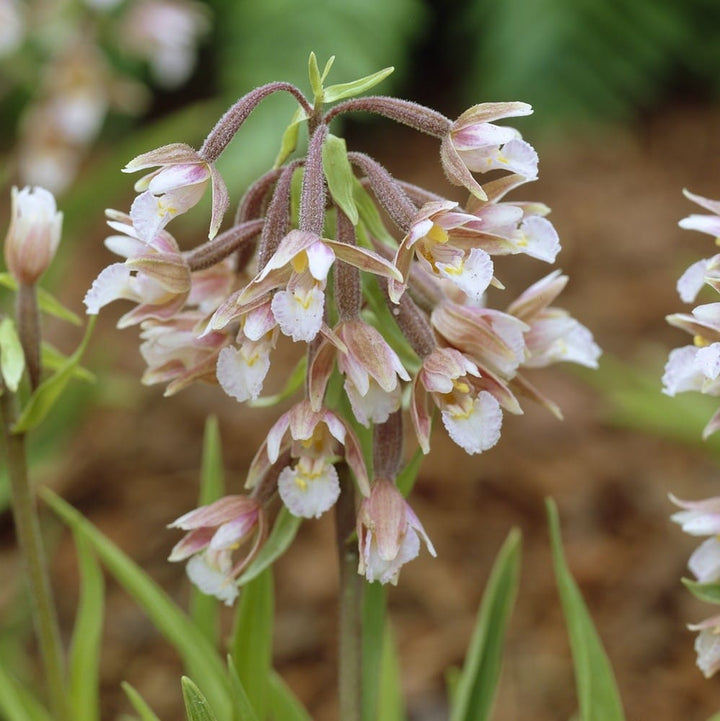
[665,190,720,677]
[84,60,600,603]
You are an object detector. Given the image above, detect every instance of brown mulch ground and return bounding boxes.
[6,103,720,720]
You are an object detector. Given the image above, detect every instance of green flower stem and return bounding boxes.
[0,385,67,721]
[335,464,362,721]
[16,283,41,391]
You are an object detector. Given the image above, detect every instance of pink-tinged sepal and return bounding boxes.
[168,494,264,604]
[410,374,432,454]
[123,142,200,172]
[670,495,720,536]
[356,479,436,585]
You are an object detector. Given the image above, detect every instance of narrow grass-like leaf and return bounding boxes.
[0,663,51,721]
[376,623,406,721]
[547,498,625,721]
[274,106,309,167]
[682,578,720,604]
[238,507,301,585]
[396,447,424,497]
[190,416,225,645]
[121,682,162,721]
[227,656,261,721]
[322,134,359,224]
[324,66,394,103]
[249,355,307,408]
[69,532,105,721]
[0,317,24,392]
[362,581,387,721]
[181,677,219,721]
[13,317,95,433]
[41,343,95,383]
[42,490,232,719]
[230,569,273,720]
[449,529,521,721]
[706,714,720,721]
[267,670,312,721]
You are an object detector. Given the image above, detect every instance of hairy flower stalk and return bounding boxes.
[85,69,599,721]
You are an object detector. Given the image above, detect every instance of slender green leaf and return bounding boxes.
[13,317,96,433]
[69,532,105,721]
[376,623,406,721]
[0,274,82,326]
[396,447,424,497]
[41,343,95,383]
[324,66,395,103]
[308,52,324,103]
[267,671,312,721]
[0,317,24,392]
[682,578,720,604]
[121,682,162,721]
[706,713,720,721]
[362,582,386,721]
[0,663,51,721]
[190,417,225,645]
[230,569,273,719]
[547,499,625,721]
[274,106,309,167]
[238,507,302,585]
[449,529,521,721]
[182,677,219,721]
[42,490,232,719]
[353,181,397,247]
[323,134,359,224]
[227,657,261,721]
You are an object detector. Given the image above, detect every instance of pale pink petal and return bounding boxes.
[147,163,210,193]
[678,259,710,303]
[694,626,720,678]
[689,537,720,583]
[679,214,720,237]
[306,241,335,281]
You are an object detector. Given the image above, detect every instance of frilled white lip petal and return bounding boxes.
[185,553,239,606]
[345,379,401,427]
[271,286,324,342]
[278,463,340,519]
[436,247,493,302]
[362,529,420,585]
[216,344,270,402]
[516,216,560,262]
[441,391,502,455]
[84,263,136,314]
[694,627,720,678]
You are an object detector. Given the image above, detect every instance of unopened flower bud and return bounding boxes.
[4,186,62,285]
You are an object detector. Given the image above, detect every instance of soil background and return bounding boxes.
[5,105,720,720]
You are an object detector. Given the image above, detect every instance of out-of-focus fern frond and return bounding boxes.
[203,0,427,195]
[459,0,709,125]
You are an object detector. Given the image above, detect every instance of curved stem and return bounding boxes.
[335,465,362,721]
[0,386,67,720]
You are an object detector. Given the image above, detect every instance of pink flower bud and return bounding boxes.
[4,186,62,284]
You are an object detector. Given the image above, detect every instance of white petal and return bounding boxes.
[678,259,710,303]
[83,263,136,314]
[271,286,324,342]
[436,247,493,302]
[441,391,502,454]
[689,537,720,583]
[216,344,270,402]
[278,463,340,519]
[515,216,560,263]
[362,528,420,585]
[695,628,720,678]
[345,378,401,427]
[306,242,335,281]
[185,552,238,606]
